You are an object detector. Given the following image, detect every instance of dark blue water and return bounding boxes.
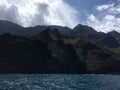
[0,74,119,90]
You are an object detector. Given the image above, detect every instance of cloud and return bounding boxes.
[87,14,96,22]
[96,3,114,11]
[86,2,120,33]
[0,2,19,23]
[0,0,79,28]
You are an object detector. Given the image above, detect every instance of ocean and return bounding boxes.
[0,74,119,90]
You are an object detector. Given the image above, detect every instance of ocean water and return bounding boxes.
[0,74,119,90]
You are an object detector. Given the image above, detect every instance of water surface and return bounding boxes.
[0,74,119,90]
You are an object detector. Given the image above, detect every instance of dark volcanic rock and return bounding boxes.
[108,30,120,43]
[98,34,120,48]
[0,33,53,73]
[48,40,87,73]
[71,24,103,40]
[74,40,120,73]
[0,33,87,73]
[1,20,120,74]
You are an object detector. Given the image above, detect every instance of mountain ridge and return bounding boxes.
[0,20,120,74]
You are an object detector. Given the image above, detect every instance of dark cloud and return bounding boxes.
[0,5,19,23]
[31,3,50,26]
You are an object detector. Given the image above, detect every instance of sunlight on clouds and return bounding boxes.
[0,0,79,28]
[46,0,79,28]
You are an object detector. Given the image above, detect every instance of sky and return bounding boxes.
[0,0,120,32]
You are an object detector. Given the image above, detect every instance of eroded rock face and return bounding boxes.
[0,32,87,73]
[0,33,53,73]
[48,40,87,73]
[74,40,120,74]
[1,20,120,74]
[97,34,120,48]
[108,30,120,43]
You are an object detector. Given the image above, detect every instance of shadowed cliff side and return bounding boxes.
[0,32,87,73]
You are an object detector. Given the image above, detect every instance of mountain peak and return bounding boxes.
[0,20,22,28]
[108,30,120,34]
[73,24,97,33]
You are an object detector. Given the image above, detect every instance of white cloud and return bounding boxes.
[86,3,120,33]
[97,3,114,11]
[108,5,120,14]
[0,0,79,28]
[104,15,115,20]
[88,14,96,22]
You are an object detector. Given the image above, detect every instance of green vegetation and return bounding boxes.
[62,37,80,45]
[50,34,58,40]
[50,33,80,45]
[111,48,120,54]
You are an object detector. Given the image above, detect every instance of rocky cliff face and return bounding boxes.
[0,31,87,73]
[0,20,120,74]
[74,40,120,73]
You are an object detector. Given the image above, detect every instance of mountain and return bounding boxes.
[97,34,120,48]
[0,20,120,74]
[0,20,71,36]
[108,30,120,43]
[0,32,87,73]
[0,20,23,35]
[0,29,119,74]
[0,19,120,49]
[74,39,120,73]
[71,24,104,40]
[70,24,120,48]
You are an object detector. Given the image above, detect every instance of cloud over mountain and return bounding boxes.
[0,0,79,28]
